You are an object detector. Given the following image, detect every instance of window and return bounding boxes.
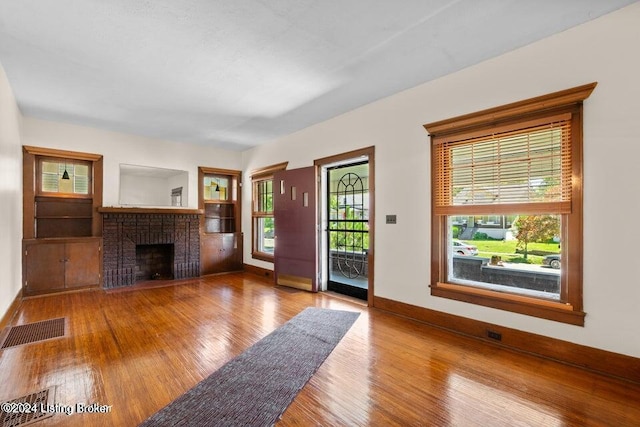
[203,175,230,201]
[251,162,288,261]
[38,158,91,197]
[424,83,596,325]
[254,179,274,255]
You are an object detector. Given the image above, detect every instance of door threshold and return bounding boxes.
[323,290,368,306]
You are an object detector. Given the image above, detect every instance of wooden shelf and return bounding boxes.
[36,215,93,219]
[98,207,204,215]
[203,203,235,233]
[199,167,242,274]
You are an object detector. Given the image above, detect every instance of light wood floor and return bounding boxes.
[1,273,638,426]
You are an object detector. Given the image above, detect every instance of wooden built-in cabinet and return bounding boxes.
[22,146,103,296]
[23,238,102,294]
[201,233,243,274]
[199,167,243,275]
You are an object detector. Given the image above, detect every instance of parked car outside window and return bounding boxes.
[452,240,478,256]
[543,254,561,269]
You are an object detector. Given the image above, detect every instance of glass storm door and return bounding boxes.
[327,162,369,300]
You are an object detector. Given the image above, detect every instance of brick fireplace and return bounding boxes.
[100,208,201,288]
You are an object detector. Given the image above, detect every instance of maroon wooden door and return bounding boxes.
[273,166,318,291]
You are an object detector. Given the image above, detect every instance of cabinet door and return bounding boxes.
[232,232,243,270]
[25,243,66,292]
[65,240,101,288]
[201,233,242,275]
[201,233,223,275]
[219,233,238,271]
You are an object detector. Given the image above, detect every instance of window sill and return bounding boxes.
[431,282,585,326]
[252,252,274,263]
[36,193,93,199]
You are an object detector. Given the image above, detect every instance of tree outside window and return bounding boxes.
[425,83,596,325]
[251,162,288,261]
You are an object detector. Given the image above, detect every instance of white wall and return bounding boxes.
[21,117,242,208]
[0,62,23,319]
[242,3,640,358]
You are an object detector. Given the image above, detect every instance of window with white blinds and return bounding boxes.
[424,82,597,325]
[433,114,572,215]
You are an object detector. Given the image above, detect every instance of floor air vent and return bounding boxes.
[0,318,65,349]
[0,387,55,427]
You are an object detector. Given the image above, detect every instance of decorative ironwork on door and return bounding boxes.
[328,171,369,280]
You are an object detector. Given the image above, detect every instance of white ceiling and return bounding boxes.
[0,1,636,151]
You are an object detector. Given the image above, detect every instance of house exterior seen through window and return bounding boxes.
[254,179,275,256]
[251,162,288,262]
[425,83,597,326]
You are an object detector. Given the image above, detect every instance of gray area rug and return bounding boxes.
[139,307,360,427]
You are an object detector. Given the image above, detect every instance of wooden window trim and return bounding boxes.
[252,253,274,263]
[251,161,289,180]
[424,83,597,137]
[23,145,102,162]
[424,83,596,326]
[252,177,274,216]
[250,162,288,262]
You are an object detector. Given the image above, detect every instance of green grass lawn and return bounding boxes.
[459,239,560,265]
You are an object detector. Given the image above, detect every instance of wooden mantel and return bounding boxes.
[98,207,204,215]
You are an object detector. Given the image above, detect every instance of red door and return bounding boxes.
[273,166,318,291]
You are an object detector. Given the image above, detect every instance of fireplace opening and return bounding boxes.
[136,244,174,281]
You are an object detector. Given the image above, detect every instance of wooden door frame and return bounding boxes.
[314,146,375,307]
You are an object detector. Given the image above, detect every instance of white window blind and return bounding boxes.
[433,114,572,215]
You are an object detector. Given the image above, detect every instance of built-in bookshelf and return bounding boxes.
[198,167,243,274]
[22,146,104,295]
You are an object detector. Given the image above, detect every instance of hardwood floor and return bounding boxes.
[1,273,638,426]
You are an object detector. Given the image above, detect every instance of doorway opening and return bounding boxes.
[315,146,375,305]
[326,162,369,300]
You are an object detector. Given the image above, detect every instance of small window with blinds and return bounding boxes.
[425,83,596,326]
